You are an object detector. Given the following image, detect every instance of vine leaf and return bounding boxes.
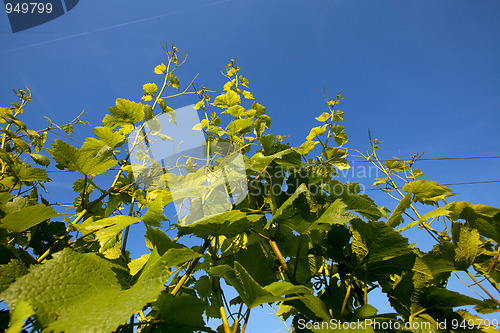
[93,126,126,149]
[402,180,454,205]
[326,181,385,221]
[178,210,264,238]
[145,226,185,255]
[296,141,318,155]
[143,195,170,227]
[350,220,415,279]
[0,204,65,233]
[213,90,241,108]
[0,260,29,293]
[446,201,500,244]
[265,183,308,229]
[452,222,481,270]
[156,294,208,330]
[49,138,117,176]
[285,198,354,234]
[102,98,145,133]
[5,299,33,333]
[210,262,311,309]
[250,149,296,171]
[77,215,140,257]
[386,192,412,228]
[352,304,378,321]
[12,165,50,182]
[0,248,200,333]
[396,206,450,233]
[29,153,50,166]
[306,124,328,141]
[341,194,385,221]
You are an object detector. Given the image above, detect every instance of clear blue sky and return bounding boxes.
[1,0,500,331]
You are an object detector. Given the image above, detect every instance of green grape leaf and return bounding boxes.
[77,215,140,258]
[223,242,278,287]
[210,262,311,309]
[288,198,353,234]
[250,148,298,172]
[341,193,385,221]
[143,82,158,95]
[386,192,412,228]
[426,287,485,308]
[241,90,254,99]
[223,105,245,118]
[350,219,415,278]
[213,90,241,108]
[455,310,500,333]
[6,299,33,333]
[403,180,454,205]
[145,226,185,255]
[225,117,254,135]
[157,294,207,329]
[452,222,481,270]
[351,304,378,321]
[0,248,200,333]
[102,98,145,132]
[128,253,150,276]
[384,160,407,172]
[94,126,126,149]
[29,153,50,166]
[143,195,170,227]
[194,275,212,298]
[265,183,308,228]
[49,139,117,176]
[397,206,450,232]
[445,201,500,244]
[299,294,333,322]
[315,112,330,122]
[252,101,266,116]
[12,165,50,182]
[306,124,328,141]
[154,63,166,74]
[296,141,319,155]
[0,204,65,232]
[178,210,264,238]
[168,73,180,90]
[0,260,29,293]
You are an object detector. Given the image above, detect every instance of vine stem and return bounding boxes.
[339,283,352,322]
[121,198,135,253]
[36,184,121,263]
[487,247,500,274]
[0,99,26,174]
[171,238,210,296]
[142,239,210,333]
[241,309,251,333]
[216,279,232,333]
[209,238,232,333]
[269,239,297,285]
[466,270,500,307]
[231,303,244,333]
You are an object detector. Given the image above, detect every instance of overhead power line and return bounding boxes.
[348,156,500,163]
[42,155,500,173]
[363,180,500,191]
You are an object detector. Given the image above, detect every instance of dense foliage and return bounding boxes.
[0,46,499,333]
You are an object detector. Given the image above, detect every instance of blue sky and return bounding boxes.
[1,0,500,331]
